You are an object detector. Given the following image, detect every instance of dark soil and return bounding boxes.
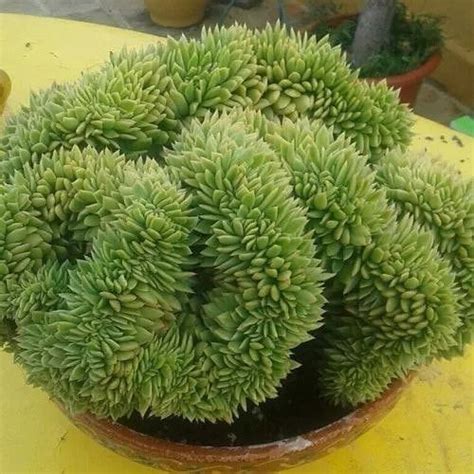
[119,337,352,446]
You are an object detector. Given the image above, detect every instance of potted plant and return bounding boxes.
[288,0,444,105]
[144,0,209,28]
[0,24,471,472]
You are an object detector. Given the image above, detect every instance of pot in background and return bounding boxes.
[59,375,412,472]
[365,53,441,106]
[297,13,441,107]
[144,0,209,28]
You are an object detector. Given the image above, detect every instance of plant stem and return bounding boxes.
[351,0,396,68]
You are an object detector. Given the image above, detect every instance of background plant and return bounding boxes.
[294,0,444,77]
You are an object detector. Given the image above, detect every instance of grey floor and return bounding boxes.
[0,0,471,126]
[0,0,235,38]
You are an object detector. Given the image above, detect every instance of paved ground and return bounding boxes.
[0,0,471,125]
[0,0,272,38]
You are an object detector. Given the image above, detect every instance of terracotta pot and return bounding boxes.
[365,53,441,106]
[144,0,209,28]
[0,69,12,115]
[298,14,441,106]
[59,374,413,472]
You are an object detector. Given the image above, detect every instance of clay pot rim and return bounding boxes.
[65,372,414,465]
[366,52,441,87]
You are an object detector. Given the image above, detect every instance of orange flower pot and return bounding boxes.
[59,374,413,472]
[144,0,209,28]
[365,53,441,106]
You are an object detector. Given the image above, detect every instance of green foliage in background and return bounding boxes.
[313,2,444,77]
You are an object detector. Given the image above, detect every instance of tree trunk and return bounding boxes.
[351,0,396,68]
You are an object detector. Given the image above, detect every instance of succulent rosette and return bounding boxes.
[0,25,471,422]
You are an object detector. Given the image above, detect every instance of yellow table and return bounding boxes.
[0,13,473,474]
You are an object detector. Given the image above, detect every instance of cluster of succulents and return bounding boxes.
[375,151,474,355]
[0,24,472,422]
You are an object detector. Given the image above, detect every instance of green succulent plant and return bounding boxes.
[221,110,461,405]
[4,140,325,421]
[376,150,474,355]
[0,23,412,181]
[0,25,471,423]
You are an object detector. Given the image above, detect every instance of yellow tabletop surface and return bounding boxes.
[0,13,473,474]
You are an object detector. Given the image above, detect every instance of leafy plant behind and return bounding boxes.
[312,2,444,77]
